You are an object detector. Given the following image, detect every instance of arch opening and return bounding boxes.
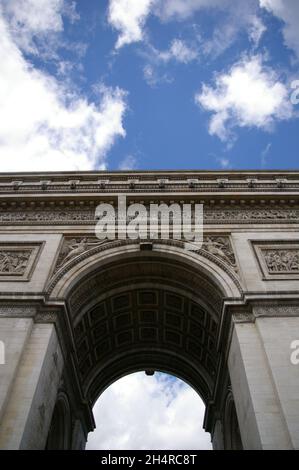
[86,371,212,450]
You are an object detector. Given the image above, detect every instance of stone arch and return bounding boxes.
[223,391,243,450]
[47,239,242,300]
[46,392,71,450]
[45,240,243,448]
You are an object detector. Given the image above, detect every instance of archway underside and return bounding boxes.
[74,287,219,405]
[68,256,226,407]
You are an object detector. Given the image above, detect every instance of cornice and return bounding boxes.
[1,180,299,196]
[0,170,299,196]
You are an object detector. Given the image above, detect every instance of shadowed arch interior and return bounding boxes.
[63,250,233,408]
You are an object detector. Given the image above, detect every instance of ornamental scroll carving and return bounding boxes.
[0,244,42,281]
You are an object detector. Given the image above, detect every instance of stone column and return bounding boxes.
[228,311,294,450]
[0,321,63,449]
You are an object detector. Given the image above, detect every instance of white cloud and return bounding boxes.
[86,372,212,450]
[108,0,155,49]
[0,0,78,55]
[158,39,198,64]
[217,157,231,169]
[154,0,266,53]
[261,142,272,167]
[154,0,225,22]
[248,15,266,47]
[108,0,265,56]
[0,10,128,171]
[143,64,173,87]
[118,155,137,170]
[195,55,293,142]
[260,0,299,59]
[140,39,198,87]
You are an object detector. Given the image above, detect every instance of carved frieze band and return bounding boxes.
[253,305,299,317]
[0,243,43,281]
[0,304,37,317]
[1,206,299,225]
[253,241,299,280]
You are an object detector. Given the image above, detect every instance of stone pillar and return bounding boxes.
[228,311,296,450]
[0,322,63,449]
[71,419,87,450]
[0,317,33,423]
[253,307,299,450]
[211,419,224,450]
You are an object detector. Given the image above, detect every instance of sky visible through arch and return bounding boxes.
[0,0,298,172]
[86,372,212,450]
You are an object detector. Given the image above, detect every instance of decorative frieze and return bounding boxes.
[0,304,37,317]
[0,206,299,225]
[253,305,299,317]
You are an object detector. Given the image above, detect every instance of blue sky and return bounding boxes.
[0,0,298,172]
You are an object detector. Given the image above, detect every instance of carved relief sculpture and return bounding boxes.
[263,249,299,273]
[0,250,31,275]
[253,242,299,279]
[0,244,42,281]
[202,236,237,270]
[56,237,109,269]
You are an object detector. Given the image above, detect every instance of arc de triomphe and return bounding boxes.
[0,170,299,450]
